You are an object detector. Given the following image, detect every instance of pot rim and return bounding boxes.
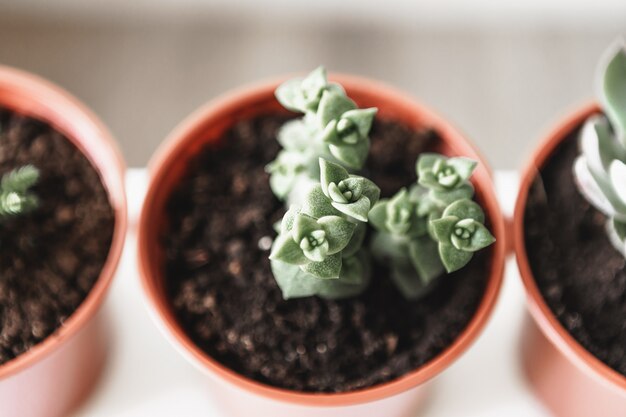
[513,101,626,395]
[138,73,506,407]
[0,65,128,380]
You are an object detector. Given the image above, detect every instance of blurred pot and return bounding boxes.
[514,103,626,417]
[138,74,506,417]
[0,66,127,417]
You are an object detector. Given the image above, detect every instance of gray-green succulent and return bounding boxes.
[574,40,626,255]
[369,153,494,299]
[269,159,378,299]
[0,165,39,218]
[268,67,377,203]
[267,67,495,300]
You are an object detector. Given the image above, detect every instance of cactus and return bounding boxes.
[574,40,626,255]
[267,68,495,300]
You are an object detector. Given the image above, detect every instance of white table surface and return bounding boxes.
[73,169,550,417]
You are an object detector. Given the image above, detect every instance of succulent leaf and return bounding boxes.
[430,216,457,245]
[293,213,322,243]
[269,233,308,265]
[319,159,379,221]
[417,153,476,192]
[430,183,475,206]
[441,199,486,223]
[270,250,370,299]
[408,237,445,285]
[613,218,626,241]
[275,66,344,114]
[342,108,378,138]
[338,253,367,285]
[368,200,389,232]
[266,150,309,200]
[317,90,357,127]
[389,263,430,299]
[580,116,625,174]
[609,218,626,255]
[384,188,415,235]
[301,252,342,278]
[328,138,370,169]
[574,156,622,218]
[343,222,366,257]
[279,205,301,234]
[439,243,474,273]
[301,185,341,218]
[609,159,626,205]
[319,158,350,196]
[277,119,315,151]
[318,215,356,254]
[601,42,626,143]
[449,219,495,251]
[332,196,371,222]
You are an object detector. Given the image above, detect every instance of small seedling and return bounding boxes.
[0,165,39,218]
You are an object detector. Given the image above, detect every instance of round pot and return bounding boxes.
[0,66,127,417]
[514,102,626,416]
[138,74,506,416]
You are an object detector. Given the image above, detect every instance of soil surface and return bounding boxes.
[164,114,492,392]
[0,108,114,365]
[525,128,626,377]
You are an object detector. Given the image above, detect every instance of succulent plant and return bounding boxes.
[267,68,495,300]
[369,153,494,299]
[430,199,495,273]
[574,40,626,255]
[268,67,377,203]
[275,66,345,114]
[269,159,379,299]
[0,165,39,218]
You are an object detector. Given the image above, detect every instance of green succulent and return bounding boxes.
[369,153,494,299]
[265,149,310,200]
[267,67,377,203]
[269,159,380,299]
[417,153,476,206]
[368,187,442,299]
[319,158,380,222]
[429,199,495,273]
[574,40,626,255]
[0,165,39,218]
[316,91,376,169]
[275,66,345,114]
[266,67,495,301]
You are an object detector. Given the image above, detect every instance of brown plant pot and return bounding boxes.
[514,102,626,417]
[0,66,128,417]
[138,74,506,416]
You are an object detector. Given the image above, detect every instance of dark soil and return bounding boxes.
[0,108,115,365]
[524,128,626,376]
[163,114,492,392]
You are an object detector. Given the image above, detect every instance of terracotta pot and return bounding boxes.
[0,66,127,417]
[138,74,506,416]
[514,102,626,416]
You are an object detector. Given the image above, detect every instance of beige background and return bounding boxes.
[0,4,624,168]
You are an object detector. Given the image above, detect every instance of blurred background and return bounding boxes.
[0,0,624,169]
